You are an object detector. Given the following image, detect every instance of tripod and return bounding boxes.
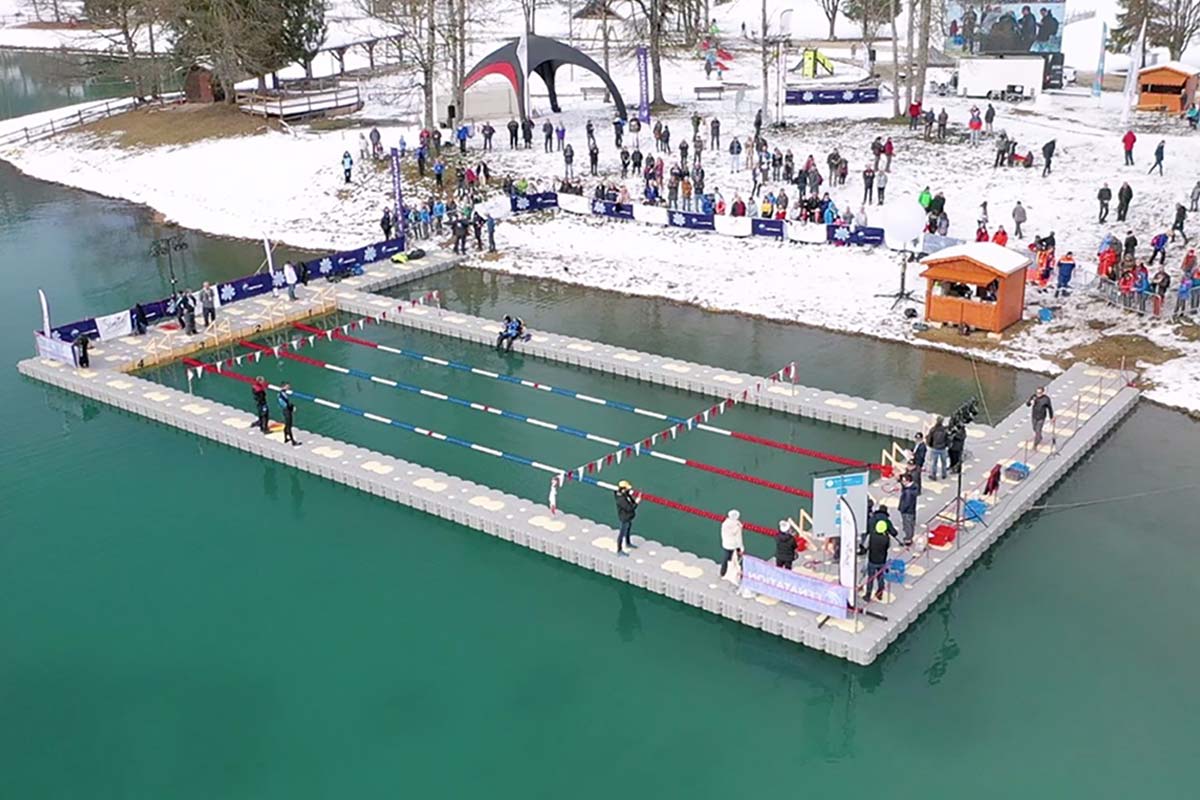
[875,249,917,309]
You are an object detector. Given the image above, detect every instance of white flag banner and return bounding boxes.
[95,310,134,341]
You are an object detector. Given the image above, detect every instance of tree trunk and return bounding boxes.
[455,0,466,116]
[890,0,901,117]
[915,0,932,105]
[424,0,435,127]
[904,0,915,109]
[603,17,611,103]
[761,0,769,123]
[828,10,836,40]
[649,0,666,105]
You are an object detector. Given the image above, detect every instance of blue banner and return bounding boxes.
[51,236,407,343]
[667,209,715,231]
[751,218,785,239]
[636,46,651,123]
[741,555,851,618]
[510,192,560,213]
[786,87,879,105]
[591,199,635,220]
[827,225,886,246]
[390,146,406,239]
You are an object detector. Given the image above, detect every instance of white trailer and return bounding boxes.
[957,56,1045,101]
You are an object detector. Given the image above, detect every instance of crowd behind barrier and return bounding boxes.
[1086,274,1200,319]
[46,236,408,344]
[510,190,891,249]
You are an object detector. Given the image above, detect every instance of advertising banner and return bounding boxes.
[751,218,785,239]
[828,225,886,247]
[666,209,715,231]
[95,309,133,340]
[34,332,77,365]
[785,87,880,105]
[837,496,859,604]
[945,1,1065,56]
[510,192,560,213]
[741,555,851,618]
[636,46,651,123]
[591,199,636,220]
[812,470,870,540]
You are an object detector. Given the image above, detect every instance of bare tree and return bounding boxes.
[519,0,536,38]
[904,0,914,109]
[914,0,931,106]
[358,0,438,126]
[818,0,840,40]
[1158,0,1200,59]
[889,0,900,117]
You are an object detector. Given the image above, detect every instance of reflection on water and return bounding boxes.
[403,268,1045,419]
[0,50,136,120]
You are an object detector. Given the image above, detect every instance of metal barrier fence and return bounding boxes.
[1086,274,1200,320]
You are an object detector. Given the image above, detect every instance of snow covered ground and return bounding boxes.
[2,9,1199,413]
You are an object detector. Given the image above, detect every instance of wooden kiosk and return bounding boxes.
[1136,62,1199,112]
[919,243,1030,333]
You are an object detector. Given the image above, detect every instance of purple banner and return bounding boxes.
[741,555,851,618]
[636,46,651,123]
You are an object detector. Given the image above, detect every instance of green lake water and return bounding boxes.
[2,50,1197,798]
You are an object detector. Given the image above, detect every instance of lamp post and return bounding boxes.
[149,233,189,293]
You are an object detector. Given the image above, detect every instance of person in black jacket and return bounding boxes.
[1027,387,1054,448]
[775,519,800,570]
[1097,183,1112,223]
[1116,182,1134,221]
[1041,139,1056,177]
[252,376,270,433]
[614,480,640,556]
[948,422,967,473]
[926,417,949,480]
[507,118,518,149]
[908,432,926,493]
[862,509,896,602]
[897,474,918,545]
[278,383,299,445]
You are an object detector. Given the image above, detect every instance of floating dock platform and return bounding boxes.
[17,251,1140,664]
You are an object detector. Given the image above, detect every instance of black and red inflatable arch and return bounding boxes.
[464,34,628,120]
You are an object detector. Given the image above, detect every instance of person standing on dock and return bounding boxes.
[252,376,270,433]
[775,519,801,570]
[907,432,926,493]
[863,512,894,603]
[283,261,299,301]
[719,509,744,578]
[199,282,216,328]
[614,480,640,556]
[278,383,299,446]
[73,334,90,368]
[926,419,949,481]
[1027,387,1054,449]
[898,474,918,545]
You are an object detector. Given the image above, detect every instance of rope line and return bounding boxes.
[292,321,880,472]
[181,358,783,538]
[237,339,813,498]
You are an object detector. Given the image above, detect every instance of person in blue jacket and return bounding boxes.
[822,200,838,224]
[1148,232,1169,265]
[1055,252,1076,298]
[456,124,469,154]
[433,199,446,234]
[341,151,353,183]
[495,315,525,352]
[277,383,299,445]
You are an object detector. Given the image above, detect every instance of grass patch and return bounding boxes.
[1063,334,1182,369]
[1172,323,1200,342]
[1086,319,1114,331]
[82,103,282,148]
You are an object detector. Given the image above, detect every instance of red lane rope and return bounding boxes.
[683,458,812,498]
[639,492,781,538]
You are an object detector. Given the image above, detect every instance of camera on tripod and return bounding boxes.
[950,397,979,428]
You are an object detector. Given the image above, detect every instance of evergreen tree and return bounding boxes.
[1110,0,1159,57]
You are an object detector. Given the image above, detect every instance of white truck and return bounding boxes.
[956,56,1045,101]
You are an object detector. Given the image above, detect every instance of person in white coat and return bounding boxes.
[283,261,299,301]
[719,509,744,578]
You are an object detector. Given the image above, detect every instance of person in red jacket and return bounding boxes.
[1122,129,1136,166]
[908,101,922,130]
[992,226,1009,246]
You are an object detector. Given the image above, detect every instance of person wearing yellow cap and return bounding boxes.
[613,480,641,556]
[863,508,898,602]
